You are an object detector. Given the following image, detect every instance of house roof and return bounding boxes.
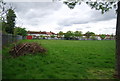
[28,31,40,34]
[46,32,52,35]
[27,31,55,35]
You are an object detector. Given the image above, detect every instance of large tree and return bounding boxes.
[74,31,82,39]
[116,1,120,78]
[99,34,106,40]
[0,0,16,34]
[14,27,27,36]
[58,31,64,39]
[64,31,74,40]
[0,0,7,33]
[63,0,120,78]
[5,8,16,34]
[85,31,95,39]
[0,0,6,22]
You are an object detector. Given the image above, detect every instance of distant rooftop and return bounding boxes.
[27,31,56,35]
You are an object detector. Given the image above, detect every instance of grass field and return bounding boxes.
[2,39,115,79]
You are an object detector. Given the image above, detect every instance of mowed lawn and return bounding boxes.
[2,40,115,79]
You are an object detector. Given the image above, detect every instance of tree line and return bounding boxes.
[56,31,114,40]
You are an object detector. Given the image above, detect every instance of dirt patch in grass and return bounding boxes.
[9,42,46,57]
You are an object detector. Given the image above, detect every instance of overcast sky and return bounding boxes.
[9,1,117,34]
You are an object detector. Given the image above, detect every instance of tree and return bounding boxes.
[40,35,43,39]
[0,0,7,22]
[51,35,55,38]
[99,34,106,40]
[64,31,74,40]
[64,1,117,13]
[1,21,7,34]
[116,2,120,78]
[74,31,82,39]
[14,27,27,36]
[58,31,64,39]
[5,8,16,34]
[63,0,120,78]
[0,0,7,33]
[110,34,115,40]
[85,31,95,39]
[0,1,16,34]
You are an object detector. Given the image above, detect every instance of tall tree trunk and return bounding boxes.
[115,1,120,79]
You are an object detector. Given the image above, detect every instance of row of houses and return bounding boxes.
[27,31,115,40]
[27,31,57,39]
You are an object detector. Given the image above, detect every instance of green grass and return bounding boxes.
[2,39,115,79]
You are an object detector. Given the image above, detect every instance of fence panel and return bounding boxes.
[2,34,24,46]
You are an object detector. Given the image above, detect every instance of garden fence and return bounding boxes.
[2,34,25,46]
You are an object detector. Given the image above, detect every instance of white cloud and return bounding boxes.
[11,2,117,34]
[5,0,53,2]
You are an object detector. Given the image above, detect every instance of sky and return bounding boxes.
[7,1,117,34]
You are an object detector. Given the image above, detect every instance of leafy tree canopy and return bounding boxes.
[14,27,27,36]
[58,31,64,35]
[51,35,55,38]
[74,31,82,37]
[63,0,118,14]
[64,31,74,38]
[5,8,16,34]
[99,34,106,40]
[85,31,95,38]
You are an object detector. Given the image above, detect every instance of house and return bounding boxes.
[27,31,56,39]
[104,34,115,40]
[94,35,102,40]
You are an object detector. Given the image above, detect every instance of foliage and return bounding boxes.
[85,31,95,39]
[0,1,16,34]
[51,35,55,38]
[64,31,74,39]
[0,0,7,21]
[99,34,106,40]
[40,35,46,39]
[58,31,64,35]
[74,31,82,38]
[40,35,43,38]
[86,1,117,14]
[5,8,16,34]
[14,27,27,36]
[3,40,115,79]
[58,31,64,38]
[2,21,7,34]
[63,0,118,14]
[64,0,77,9]
[110,34,115,39]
